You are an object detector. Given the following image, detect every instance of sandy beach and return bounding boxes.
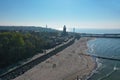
[14,37,95,80]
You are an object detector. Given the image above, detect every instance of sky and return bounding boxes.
[0,0,120,30]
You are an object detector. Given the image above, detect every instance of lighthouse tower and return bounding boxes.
[62,25,67,36]
[63,25,66,34]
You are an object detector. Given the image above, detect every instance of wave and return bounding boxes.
[86,58,102,80]
[87,38,120,80]
[97,64,119,80]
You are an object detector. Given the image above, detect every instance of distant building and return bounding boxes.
[62,25,67,36]
[63,25,66,33]
[73,27,75,33]
[46,24,47,28]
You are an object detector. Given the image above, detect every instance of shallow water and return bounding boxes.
[87,38,120,80]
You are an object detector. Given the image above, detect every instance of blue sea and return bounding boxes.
[72,29,120,34]
[87,38,120,80]
[74,29,120,80]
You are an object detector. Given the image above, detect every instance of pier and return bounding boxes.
[80,33,120,38]
[80,53,120,62]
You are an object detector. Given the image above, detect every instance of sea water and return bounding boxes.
[72,29,120,34]
[87,38,120,80]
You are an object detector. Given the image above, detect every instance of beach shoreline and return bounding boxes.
[85,38,98,80]
[14,37,96,80]
[86,57,98,80]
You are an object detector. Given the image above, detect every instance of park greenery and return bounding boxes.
[0,31,59,68]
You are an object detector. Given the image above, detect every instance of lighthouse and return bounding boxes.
[62,25,67,36]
